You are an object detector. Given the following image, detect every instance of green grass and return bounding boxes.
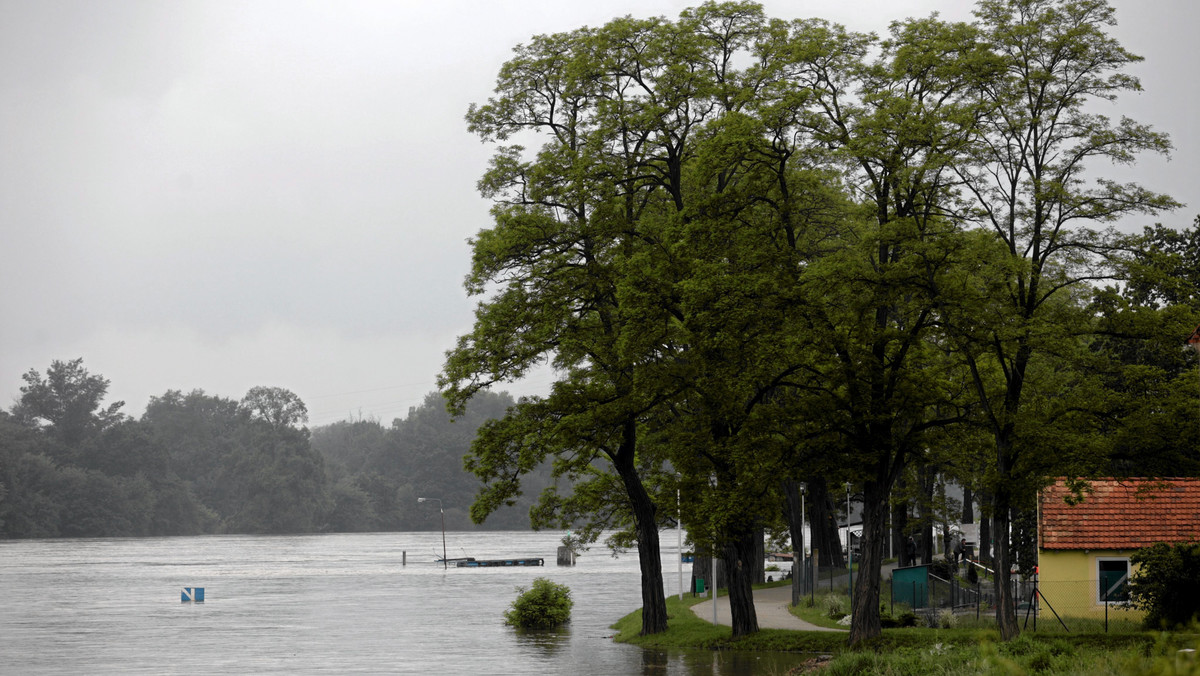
[816,632,1200,675]
[611,592,852,653]
[611,591,1200,674]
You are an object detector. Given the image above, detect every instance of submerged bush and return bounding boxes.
[504,577,573,629]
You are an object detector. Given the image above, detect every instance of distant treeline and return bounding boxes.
[0,358,550,538]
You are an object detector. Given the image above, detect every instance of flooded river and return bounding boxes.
[0,531,807,674]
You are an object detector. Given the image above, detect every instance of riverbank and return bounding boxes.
[611,587,1197,674]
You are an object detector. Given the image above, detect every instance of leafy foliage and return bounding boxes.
[1129,542,1200,629]
[503,577,573,629]
[12,358,125,450]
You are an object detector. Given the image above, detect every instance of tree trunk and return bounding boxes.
[962,485,974,524]
[1012,506,1037,576]
[849,479,888,644]
[810,477,845,568]
[724,527,760,637]
[938,480,951,558]
[691,553,723,595]
[919,466,936,564]
[892,501,909,567]
[992,487,1019,640]
[783,480,805,606]
[754,528,766,585]
[892,479,911,567]
[614,422,667,635]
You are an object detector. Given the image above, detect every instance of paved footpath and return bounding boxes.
[689,584,846,632]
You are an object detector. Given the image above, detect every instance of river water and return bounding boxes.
[0,531,807,675]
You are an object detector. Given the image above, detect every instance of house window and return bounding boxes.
[1097,558,1130,604]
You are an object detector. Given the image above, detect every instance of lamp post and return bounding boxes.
[710,474,718,626]
[801,483,806,594]
[846,482,853,600]
[418,497,446,570]
[792,482,806,605]
[677,473,683,601]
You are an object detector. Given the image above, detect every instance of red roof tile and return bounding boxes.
[1039,478,1200,550]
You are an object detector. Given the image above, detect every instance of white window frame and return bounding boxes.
[1096,556,1130,605]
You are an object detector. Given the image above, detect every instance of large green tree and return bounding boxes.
[765,12,996,644]
[951,0,1179,640]
[635,4,854,636]
[445,1,864,637]
[442,9,708,633]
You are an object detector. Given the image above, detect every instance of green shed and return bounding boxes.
[892,564,929,609]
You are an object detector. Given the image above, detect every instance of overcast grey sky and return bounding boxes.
[2,0,1196,427]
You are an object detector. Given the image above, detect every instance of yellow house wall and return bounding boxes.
[1038,549,1094,584]
[1038,549,1144,620]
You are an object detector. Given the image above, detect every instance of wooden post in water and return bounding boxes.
[557,546,575,565]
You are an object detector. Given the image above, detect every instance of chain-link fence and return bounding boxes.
[784,557,1145,633]
[884,569,1143,633]
[785,556,856,603]
[1030,579,1142,633]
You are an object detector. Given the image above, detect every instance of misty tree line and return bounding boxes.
[0,358,548,539]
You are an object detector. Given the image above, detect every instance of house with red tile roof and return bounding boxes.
[1038,478,1200,617]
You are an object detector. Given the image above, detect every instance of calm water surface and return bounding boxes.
[0,531,807,674]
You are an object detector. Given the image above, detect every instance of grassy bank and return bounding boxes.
[611,590,1200,674]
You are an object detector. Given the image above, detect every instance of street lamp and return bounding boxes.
[418,497,447,570]
[800,483,806,593]
[794,482,806,605]
[846,482,853,600]
[710,474,718,626]
[676,473,683,602]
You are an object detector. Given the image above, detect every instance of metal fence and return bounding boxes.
[783,557,1144,633]
[1028,579,1141,633]
[885,571,1142,633]
[783,556,854,603]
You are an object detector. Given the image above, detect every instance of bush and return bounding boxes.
[920,609,957,629]
[504,577,573,629]
[937,609,956,629]
[823,593,849,619]
[1129,542,1200,629]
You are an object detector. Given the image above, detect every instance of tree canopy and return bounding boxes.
[446,0,1186,643]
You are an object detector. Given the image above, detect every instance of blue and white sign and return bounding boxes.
[181,587,205,602]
